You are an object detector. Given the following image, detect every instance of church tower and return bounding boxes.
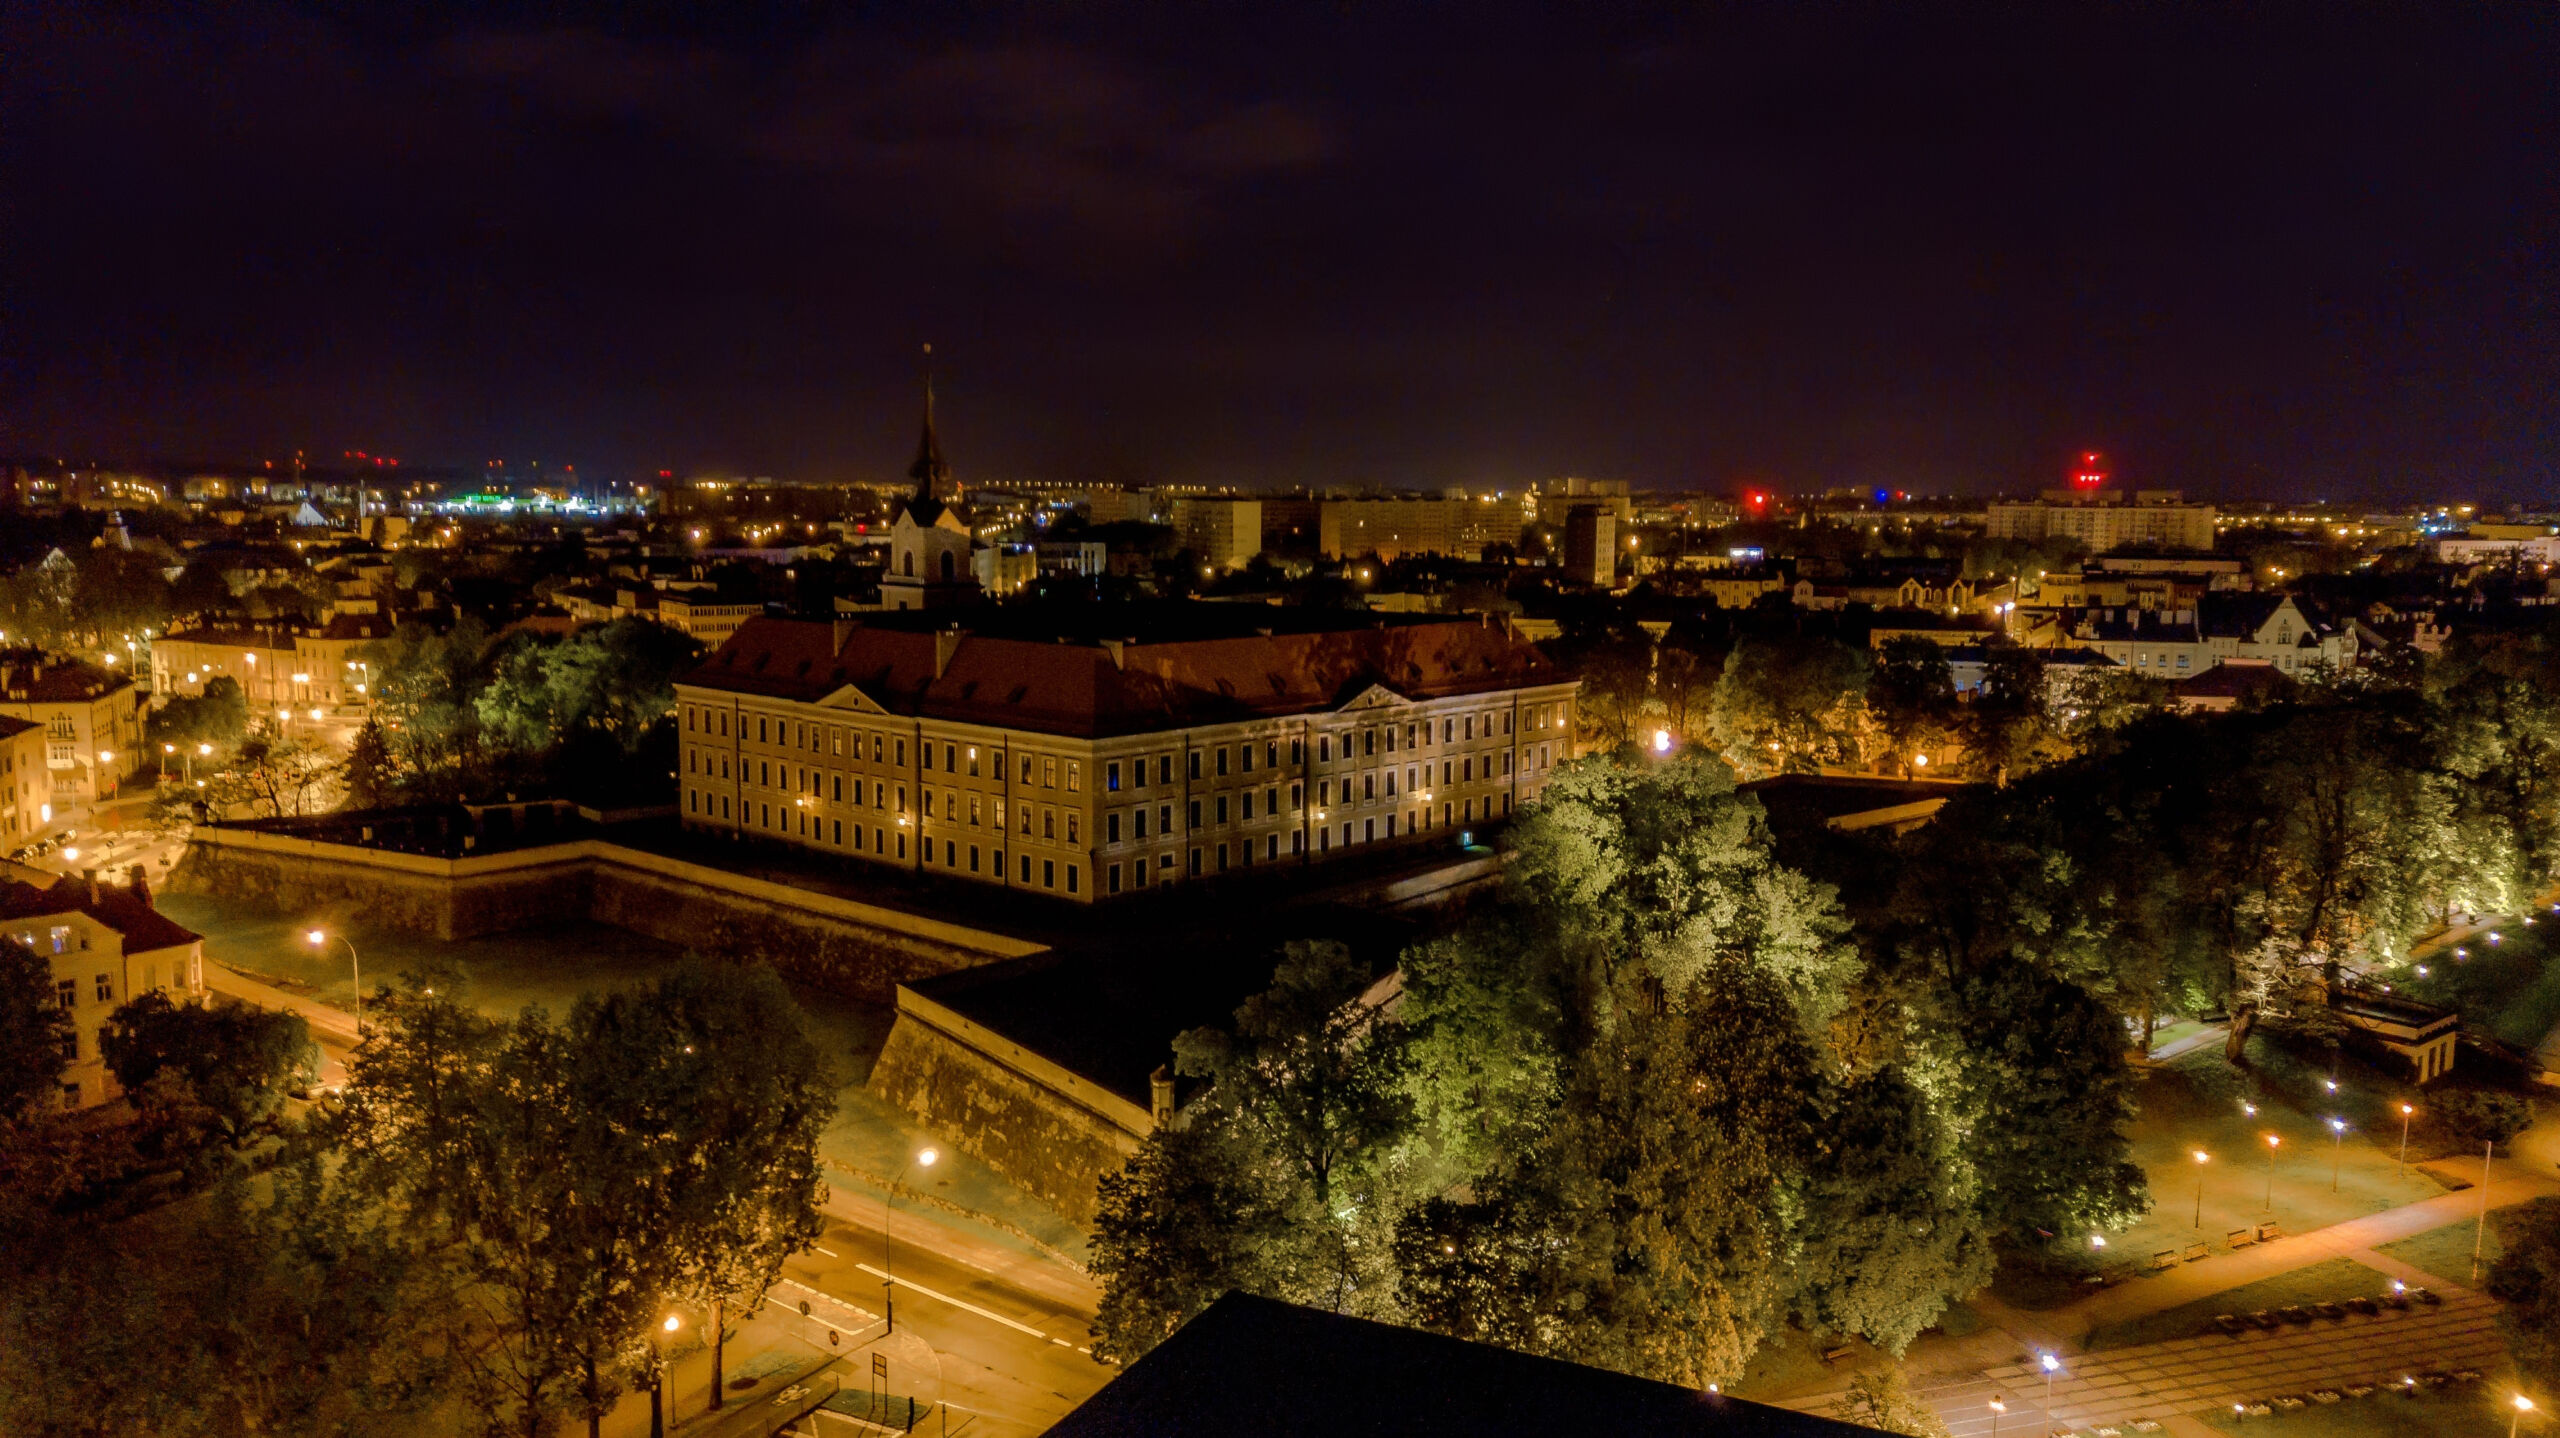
[881,350,980,612]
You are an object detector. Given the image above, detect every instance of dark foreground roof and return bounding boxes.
[1048,1294,1882,1438]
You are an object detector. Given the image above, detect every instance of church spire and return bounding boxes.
[908,343,949,505]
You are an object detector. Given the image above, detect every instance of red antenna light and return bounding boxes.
[2072,451,2108,488]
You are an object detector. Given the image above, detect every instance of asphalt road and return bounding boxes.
[770,1204,1110,1438]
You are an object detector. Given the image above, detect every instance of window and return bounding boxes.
[833,775,844,801]
[1319,779,1331,807]
[1188,800,1202,829]
[1217,843,1229,872]
[49,926,72,955]
[969,747,981,777]
[1066,865,1079,895]
[896,739,907,765]
[1109,863,1123,894]
[1385,771,1397,797]
[758,717,769,743]
[54,978,74,1009]
[1043,809,1056,839]
[1240,744,1254,774]
[94,974,112,1003]
[719,711,729,737]
[1043,859,1057,890]
[1189,848,1203,876]
[1133,858,1148,887]
[1067,762,1081,792]
[1290,831,1302,855]
[1044,757,1059,788]
[1319,736,1331,763]
[1241,792,1255,820]
[1108,761,1122,793]
[1021,805,1034,835]
[945,839,956,866]
[1464,757,1475,781]
[1215,795,1229,824]
[1067,814,1080,844]
[970,845,981,873]
[1362,773,1375,800]
[1189,751,1203,780]
[1444,718,1455,743]
[687,707,696,731]
[1216,747,1230,777]
[833,819,843,845]
[58,1031,77,1062]
[833,729,844,755]
[923,791,936,819]
[873,733,884,761]
[1363,729,1375,757]
[1021,854,1033,882]
[969,795,983,825]
[1134,808,1148,839]
[1502,751,1513,776]
[1290,738,1303,764]
[1158,755,1174,785]
[945,743,957,772]
[1503,712,1514,734]
[1108,813,1122,843]
[1290,782,1302,810]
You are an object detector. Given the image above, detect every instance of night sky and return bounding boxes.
[4,3,2554,499]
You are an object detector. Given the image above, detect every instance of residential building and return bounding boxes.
[552,585,762,644]
[1560,506,1618,586]
[1171,497,1265,571]
[1985,489,2218,551]
[0,716,49,842]
[1318,497,1517,562]
[0,654,144,806]
[151,612,396,721]
[2,868,205,1109]
[672,605,1577,903]
[2069,594,2357,679]
[972,543,1039,596]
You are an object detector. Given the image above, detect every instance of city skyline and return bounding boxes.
[6,4,2555,500]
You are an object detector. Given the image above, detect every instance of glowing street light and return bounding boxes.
[2264,1133,2281,1210]
[305,929,362,1038]
[648,1311,686,1438]
[1987,1396,2006,1437]
[2039,1353,2061,1423]
[2398,1103,2416,1176]
[1651,729,1672,754]
[2192,1150,2211,1227]
[2329,1118,2347,1191]
[2516,1393,2538,1438]
[884,1147,940,1335]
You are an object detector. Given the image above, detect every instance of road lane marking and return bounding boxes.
[812,1245,840,1257]
[852,1263,1046,1339]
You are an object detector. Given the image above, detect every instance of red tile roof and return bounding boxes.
[0,875,202,954]
[0,653,134,705]
[681,609,1565,738]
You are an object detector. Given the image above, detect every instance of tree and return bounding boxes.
[1832,1367,1953,1438]
[2489,1197,2560,1392]
[1091,942,1417,1363]
[640,962,833,1417]
[1708,635,1870,776]
[149,673,250,752]
[1867,637,1957,771]
[1792,1067,1993,1354]
[2433,1090,2534,1150]
[101,991,318,1145]
[344,716,398,809]
[1940,959,2149,1240]
[0,937,74,1120]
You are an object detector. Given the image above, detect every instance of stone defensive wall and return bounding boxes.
[168,824,1046,1003]
[867,983,1153,1227]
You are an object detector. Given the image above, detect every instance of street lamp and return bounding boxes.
[2264,1133,2281,1210]
[2192,1150,2211,1227]
[305,929,362,1038]
[2039,1353,2061,1425]
[161,742,173,781]
[2397,1103,2415,1177]
[649,1312,684,1438]
[1987,1396,2005,1438]
[2516,1394,2537,1438]
[2329,1118,2348,1192]
[884,1147,939,1333]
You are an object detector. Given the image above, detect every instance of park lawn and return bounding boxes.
[2084,1257,2395,1351]
[2198,1384,2549,1437]
[2372,1214,2510,1289]
[2098,1046,2443,1285]
[2396,917,2560,1048]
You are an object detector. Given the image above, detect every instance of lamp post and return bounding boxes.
[2328,1118,2347,1192]
[160,743,173,782]
[1987,1396,2005,1438]
[2264,1133,2281,1210]
[305,930,362,1039]
[2477,1137,2497,1281]
[885,1147,939,1333]
[2397,1103,2415,1177]
[2039,1353,2061,1427]
[649,1312,683,1438]
[194,741,211,783]
[2515,1394,2537,1438]
[2192,1150,2211,1228]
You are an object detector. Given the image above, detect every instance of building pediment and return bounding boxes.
[1336,682,1410,712]
[815,682,895,715]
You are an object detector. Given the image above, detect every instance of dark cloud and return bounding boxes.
[1,3,2553,498]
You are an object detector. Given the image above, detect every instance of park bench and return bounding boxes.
[2227,1228,2257,1248]
[2255,1221,2284,1242]
[2152,1249,2179,1272]
[2213,1314,2246,1336]
[2277,1305,2313,1325]
[2182,1242,2210,1263]
[2346,1296,2380,1316]
[1819,1344,1855,1365]
[2248,1310,2279,1330]
[2314,1302,2348,1321]
[2412,1287,2442,1307]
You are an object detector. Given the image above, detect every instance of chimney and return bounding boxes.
[126,863,151,909]
[1101,638,1125,669]
[934,627,964,679]
[1150,1064,1177,1128]
[833,617,859,653]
